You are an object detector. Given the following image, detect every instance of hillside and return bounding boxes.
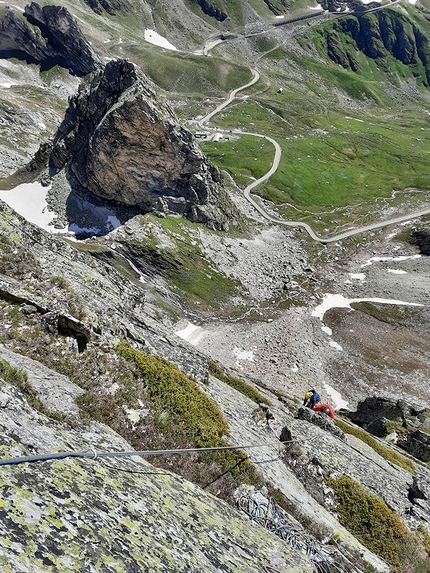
[0,0,430,571]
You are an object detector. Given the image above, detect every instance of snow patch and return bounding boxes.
[0,183,59,230]
[329,340,343,351]
[175,322,205,346]
[321,326,332,336]
[387,269,407,275]
[323,382,349,410]
[144,30,177,51]
[361,254,421,267]
[312,293,423,321]
[0,82,16,88]
[350,273,366,280]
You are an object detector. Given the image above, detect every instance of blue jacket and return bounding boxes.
[303,390,320,408]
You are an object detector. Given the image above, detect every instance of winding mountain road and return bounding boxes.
[198,62,430,243]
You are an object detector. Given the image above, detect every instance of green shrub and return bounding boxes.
[336,419,415,473]
[115,343,260,486]
[417,524,430,554]
[0,359,28,387]
[325,475,410,569]
[119,344,229,445]
[208,359,272,406]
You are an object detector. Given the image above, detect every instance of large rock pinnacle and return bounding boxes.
[49,59,237,230]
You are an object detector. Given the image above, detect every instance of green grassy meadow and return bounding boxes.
[200,66,430,234]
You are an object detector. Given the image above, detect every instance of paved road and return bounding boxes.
[198,69,260,126]
[198,55,430,243]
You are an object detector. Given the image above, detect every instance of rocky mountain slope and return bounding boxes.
[0,0,430,571]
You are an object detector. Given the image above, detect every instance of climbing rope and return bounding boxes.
[236,488,351,573]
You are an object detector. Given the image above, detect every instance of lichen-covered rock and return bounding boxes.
[0,378,313,573]
[49,59,237,231]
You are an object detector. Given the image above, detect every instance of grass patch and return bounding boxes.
[336,419,415,473]
[115,343,261,485]
[0,358,64,421]
[203,90,430,233]
[115,215,244,311]
[127,47,252,96]
[117,343,230,446]
[208,359,272,406]
[201,135,274,187]
[74,342,262,496]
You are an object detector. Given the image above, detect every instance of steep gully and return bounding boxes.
[196,67,430,243]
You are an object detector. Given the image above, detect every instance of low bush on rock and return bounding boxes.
[76,342,262,501]
[326,475,412,570]
[0,358,63,421]
[336,418,415,473]
[208,359,272,406]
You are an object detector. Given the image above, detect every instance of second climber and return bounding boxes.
[303,389,321,409]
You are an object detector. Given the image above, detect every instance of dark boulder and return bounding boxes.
[343,396,405,426]
[398,430,430,463]
[0,3,100,76]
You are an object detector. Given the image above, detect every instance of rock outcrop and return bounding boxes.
[0,3,100,76]
[193,0,228,21]
[83,0,133,16]
[48,59,237,231]
[341,396,427,428]
[342,396,430,463]
[398,430,430,463]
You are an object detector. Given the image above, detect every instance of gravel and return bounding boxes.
[181,217,430,410]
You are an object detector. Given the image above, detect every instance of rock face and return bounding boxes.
[0,373,313,573]
[343,396,406,426]
[83,0,133,16]
[341,396,427,428]
[398,430,430,463]
[193,0,227,21]
[49,59,237,231]
[0,3,100,76]
[342,396,430,462]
